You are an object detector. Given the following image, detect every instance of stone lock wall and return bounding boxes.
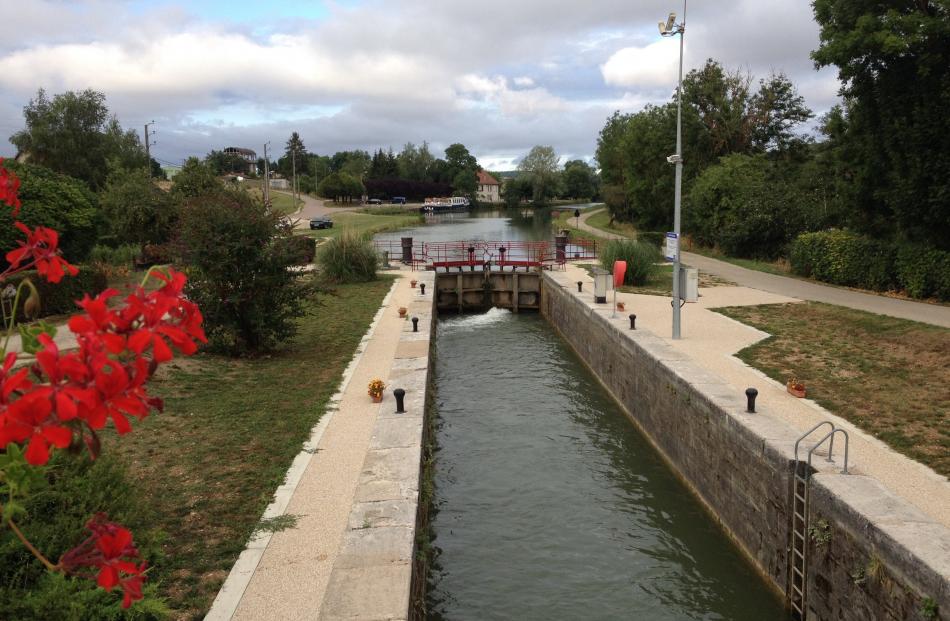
[540,272,948,621]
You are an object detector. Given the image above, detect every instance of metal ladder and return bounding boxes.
[789,422,850,620]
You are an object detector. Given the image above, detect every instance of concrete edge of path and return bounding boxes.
[204,279,401,621]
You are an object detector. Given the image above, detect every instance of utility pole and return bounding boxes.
[144,120,156,178]
[263,142,271,206]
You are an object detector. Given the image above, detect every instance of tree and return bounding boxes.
[206,150,250,175]
[517,145,560,203]
[397,141,435,181]
[9,89,147,189]
[172,158,222,200]
[317,172,364,202]
[811,0,950,248]
[562,160,598,199]
[176,191,313,355]
[443,143,479,195]
[100,166,177,246]
[330,150,371,179]
[368,148,399,179]
[501,176,533,207]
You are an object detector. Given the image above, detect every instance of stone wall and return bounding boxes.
[540,271,948,621]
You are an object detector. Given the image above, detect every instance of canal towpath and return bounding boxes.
[206,268,433,620]
[575,208,950,328]
[557,262,950,532]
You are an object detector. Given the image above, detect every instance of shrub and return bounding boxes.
[2,162,99,265]
[789,230,896,291]
[284,235,316,265]
[599,239,662,286]
[317,231,378,283]
[175,191,315,355]
[895,242,950,300]
[636,231,666,247]
[89,243,141,267]
[4,266,108,321]
[0,453,168,620]
[99,167,178,245]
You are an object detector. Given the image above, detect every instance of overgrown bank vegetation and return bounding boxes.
[595,2,949,300]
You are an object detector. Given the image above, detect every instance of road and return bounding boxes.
[576,209,950,328]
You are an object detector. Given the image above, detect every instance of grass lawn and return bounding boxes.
[298,211,421,240]
[106,276,395,619]
[551,210,599,242]
[246,189,301,215]
[585,210,638,238]
[715,302,950,476]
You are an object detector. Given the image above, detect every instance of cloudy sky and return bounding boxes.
[0,0,840,170]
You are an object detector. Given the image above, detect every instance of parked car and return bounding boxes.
[367,198,383,205]
[309,217,333,230]
[391,196,407,204]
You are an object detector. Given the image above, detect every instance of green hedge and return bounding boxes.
[789,230,949,300]
[5,265,109,321]
[636,231,666,247]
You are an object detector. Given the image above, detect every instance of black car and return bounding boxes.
[309,217,333,230]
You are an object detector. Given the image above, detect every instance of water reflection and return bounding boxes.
[427,310,786,621]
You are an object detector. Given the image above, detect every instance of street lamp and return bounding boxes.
[659,2,686,339]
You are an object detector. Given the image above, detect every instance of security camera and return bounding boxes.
[666,154,683,164]
[658,21,667,34]
[665,13,677,32]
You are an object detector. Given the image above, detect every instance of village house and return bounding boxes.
[476,170,501,203]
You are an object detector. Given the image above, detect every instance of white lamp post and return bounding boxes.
[659,2,685,339]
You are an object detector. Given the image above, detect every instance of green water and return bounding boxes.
[427,310,787,620]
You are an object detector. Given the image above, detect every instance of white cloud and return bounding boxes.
[600,38,680,89]
[1,0,838,164]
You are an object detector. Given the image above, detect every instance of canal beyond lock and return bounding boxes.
[378,211,787,619]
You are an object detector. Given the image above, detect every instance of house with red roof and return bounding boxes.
[476,170,501,203]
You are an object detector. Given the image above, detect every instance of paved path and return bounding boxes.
[273,191,361,229]
[576,209,950,328]
[560,263,950,529]
[207,270,431,620]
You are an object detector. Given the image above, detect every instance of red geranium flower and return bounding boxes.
[6,222,78,283]
[0,158,21,214]
[0,391,73,465]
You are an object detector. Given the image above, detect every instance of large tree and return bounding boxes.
[811,0,950,248]
[443,143,479,195]
[517,145,560,203]
[10,89,147,189]
[562,160,598,199]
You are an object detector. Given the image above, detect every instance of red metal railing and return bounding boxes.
[373,238,597,271]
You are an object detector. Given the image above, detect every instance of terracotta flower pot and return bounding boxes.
[787,381,806,398]
[398,307,407,318]
[616,302,625,311]
[371,394,383,403]
[410,280,418,288]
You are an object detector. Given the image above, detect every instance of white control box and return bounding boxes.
[681,267,699,302]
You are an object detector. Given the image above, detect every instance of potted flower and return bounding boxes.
[787,378,806,398]
[398,306,408,318]
[410,279,418,288]
[616,301,626,312]
[368,378,386,403]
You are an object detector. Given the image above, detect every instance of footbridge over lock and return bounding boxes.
[373,237,598,313]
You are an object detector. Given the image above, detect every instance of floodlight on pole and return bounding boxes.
[659,1,686,340]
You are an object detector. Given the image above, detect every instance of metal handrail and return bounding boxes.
[794,421,836,465]
[806,429,850,475]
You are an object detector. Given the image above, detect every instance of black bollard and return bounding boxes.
[419,283,426,295]
[577,281,583,292]
[629,314,636,330]
[411,317,419,332]
[393,388,406,413]
[745,388,758,413]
